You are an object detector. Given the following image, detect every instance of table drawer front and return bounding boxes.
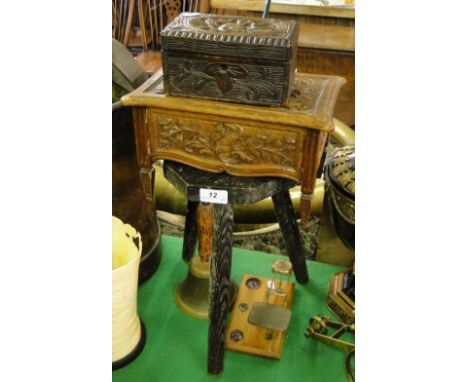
[147,111,305,181]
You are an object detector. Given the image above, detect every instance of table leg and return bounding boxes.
[182,201,199,262]
[197,203,214,263]
[208,203,233,375]
[272,190,309,284]
[300,131,328,227]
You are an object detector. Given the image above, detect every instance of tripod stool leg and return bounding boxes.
[272,190,309,284]
[182,200,198,262]
[208,203,233,375]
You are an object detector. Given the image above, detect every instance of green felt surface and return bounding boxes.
[113,235,350,382]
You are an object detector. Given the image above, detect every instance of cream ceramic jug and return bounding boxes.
[112,216,145,368]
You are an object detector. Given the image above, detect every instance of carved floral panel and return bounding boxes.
[165,57,285,105]
[147,111,304,178]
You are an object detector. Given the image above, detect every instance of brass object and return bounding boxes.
[305,314,355,381]
[326,145,355,224]
[304,315,355,352]
[318,145,355,320]
[346,348,355,382]
[327,266,355,324]
[324,144,355,250]
[175,255,238,319]
[175,255,210,319]
[316,145,355,264]
[175,202,238,319]
[272,258,293,275]
[331,119,355,151]
[315,190,354,266]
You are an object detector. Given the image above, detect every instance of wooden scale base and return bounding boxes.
[225,274,295,359]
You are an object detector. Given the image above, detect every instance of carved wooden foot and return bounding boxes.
[208,203,233,375]
[272,190,309,284]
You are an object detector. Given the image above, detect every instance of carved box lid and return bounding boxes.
[160,13,299,60]
[121,69,345,132]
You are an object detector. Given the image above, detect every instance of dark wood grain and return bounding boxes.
[132,107,151,168]
[272,189,308,284]
[132,107,155,204]
[208,203,234,375]
[163,160,296,205]
[160,13,299,106]
[182,200,198,262]
[112,106,162,284]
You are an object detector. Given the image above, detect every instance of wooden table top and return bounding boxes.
[121,69,345,132]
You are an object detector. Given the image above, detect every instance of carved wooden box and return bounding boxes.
[160,12,299,106]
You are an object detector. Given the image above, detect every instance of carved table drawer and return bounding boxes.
[147,110,305,181]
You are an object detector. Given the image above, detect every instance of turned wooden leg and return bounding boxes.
[208,203,233,375]
[272,190,309,284]
[182,201,198,262]
[197,203,214,263]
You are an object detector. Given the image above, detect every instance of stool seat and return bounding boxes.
[163,161,298,205]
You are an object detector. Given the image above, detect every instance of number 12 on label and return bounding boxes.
[199,188,228,204]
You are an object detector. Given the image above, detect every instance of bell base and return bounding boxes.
[175,259,238,319]
[112,319,146,371]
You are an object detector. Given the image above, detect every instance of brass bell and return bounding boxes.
[175,203,237,319]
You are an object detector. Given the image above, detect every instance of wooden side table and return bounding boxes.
[121,69,345,226]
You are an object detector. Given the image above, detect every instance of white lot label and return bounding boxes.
[199,188,228,204]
